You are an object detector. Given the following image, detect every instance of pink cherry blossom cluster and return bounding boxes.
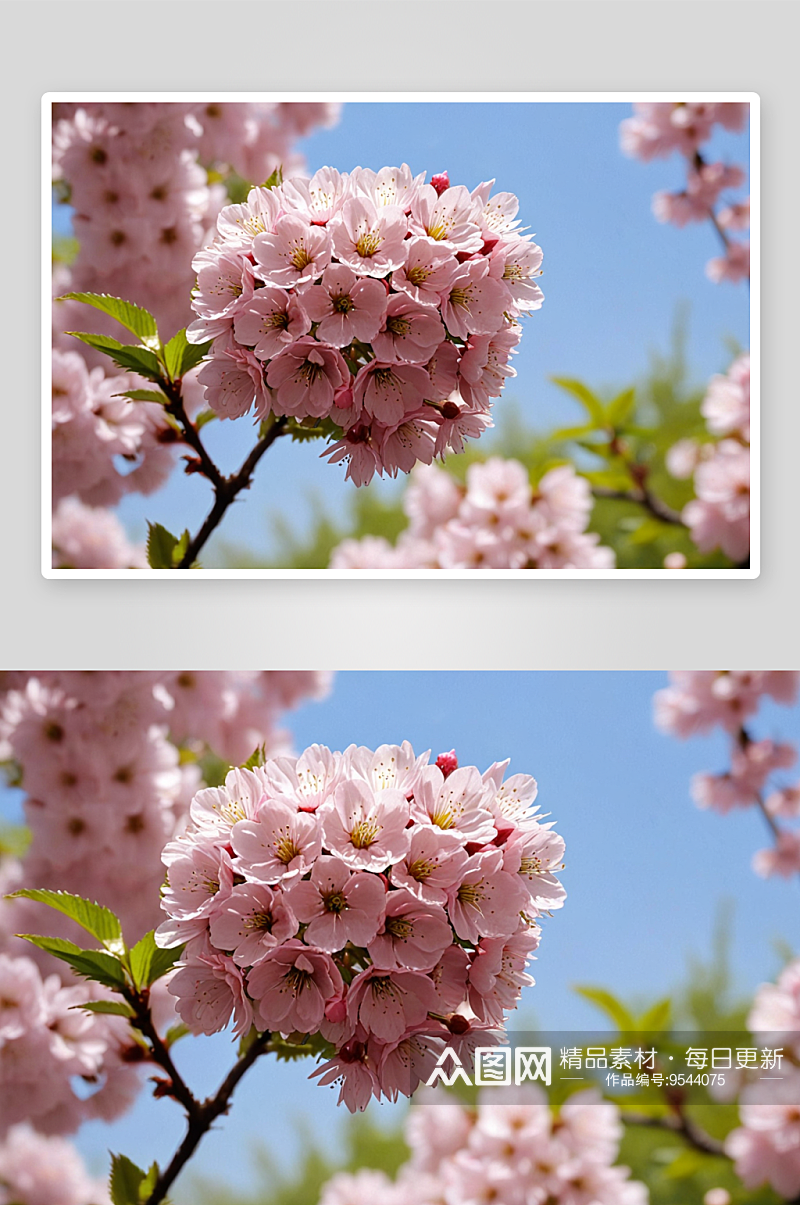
[51,497,146,570]
[330,459,614,569]
[155,742,565,1111]
[51,347,177,513]
[620,102,750,285]
[187,166,543,485]
[51,102,339,568]
[318,1085,646,1205]
[654,671,800,877]
[666,354,750,564]
[0,671,331,944]
[53,101,339,341]
[0,951,142,1137]
[0,1124,110,1205]
[725,959,800,1197]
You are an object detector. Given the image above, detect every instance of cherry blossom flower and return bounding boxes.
[285,856,386,950]
[331,197,408,276]
[319,779,411,871]
[253,214,332,288]
[367,889,453,972]
[248,940,342,1033]
[231,798,322,884]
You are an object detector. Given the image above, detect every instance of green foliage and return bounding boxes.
[164,329,212,380]
[110,1153,160,1205]
[573,985,636,1031]
[17,934,128,990]
[284,416,343,444]
[147,523,192,569]
[262,166,284,190]
[129,930,184,989]
[60,292,159,347]
[66,331,163,381]
[113,388,170,405]
[241,745,267,771]
[7,887,122,947]
[74,999,135,1018]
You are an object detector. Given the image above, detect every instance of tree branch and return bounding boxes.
[124,988,199,1121]
[175,416,288,567]
[622,1109,726,1156]
[591,485,685,527]
[155,374,290,568]
[143,1028,274,1205]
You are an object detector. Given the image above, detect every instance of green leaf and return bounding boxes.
[285,416,343,443]
[140,1164,160,1199]
[549,424,595,442]
[573,985,635,1031]
[164,329,212,380]
[605,387,636,427]
[171,531,191,568]
[637,997,672,1032]
[18,935,127,990]
[112,389,169,405]
[109,1152,146,1205]
[550,377,607,427]
[66,332,162,380]
[179,337,212,377]
[261,165,283,190]
[59,292,159,348]
[241,744,267,770]
[146,522,179,569]
[7,889,122,946]
[73,999,135,1017]
[129,931,184,989]
[195,409,218,429]
[164,1022,190,1047]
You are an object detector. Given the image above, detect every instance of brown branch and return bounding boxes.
[143,1028,274,1205]
[591,485,685,527]
[124,988,200,1121]
[175,416,288,567]
[156,375,289,567]
[622,1109,726,1156]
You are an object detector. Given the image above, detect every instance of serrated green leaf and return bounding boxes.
[605,387,636,427]
[60,292,158,347]
[73,999,135,1017]
[241,744,267,770]
[146,522,179,570]
[18,935,127,990]
[285,416,343,443]
[637,997,672,1032]
[261,166,283,190]
[66,332,162,380]
[110,1152,146,1205]
[179,338,212,377]
[164,329,189,380]
[550,377,607,427]
[112,389,169,405]
[195,409,218,429]
[164,329,212,380]
[7,889,121,945]
[140,1164,160,1198]
[130,931,183,989]
[171,531,191,568]
[573,985,635,1031]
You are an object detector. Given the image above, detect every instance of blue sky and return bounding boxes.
[53,102,751,562]
[3,671,789,1195]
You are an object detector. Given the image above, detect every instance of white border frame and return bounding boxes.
[42,91,759,580]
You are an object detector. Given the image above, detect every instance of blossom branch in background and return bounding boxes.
[620,102,750,285]
[654,671,800,877]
